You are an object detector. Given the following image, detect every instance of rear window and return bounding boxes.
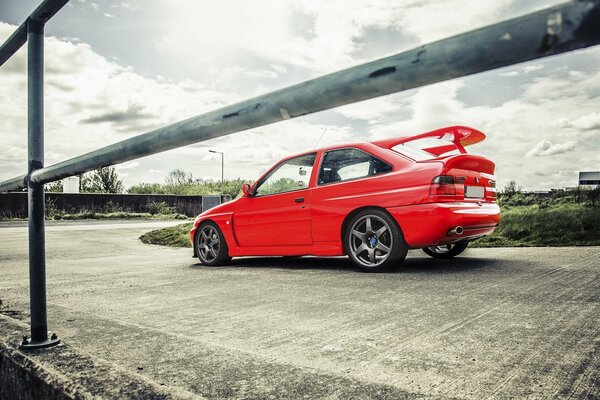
[318,148,392,185]
[392,138,461,160]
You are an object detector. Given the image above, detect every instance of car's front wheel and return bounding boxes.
[422,242,469,259]
[196,222,231,266]
[345,209,408,272]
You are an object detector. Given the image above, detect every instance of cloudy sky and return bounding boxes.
[1,0,599,190]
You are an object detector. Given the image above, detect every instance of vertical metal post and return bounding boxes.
[20,18,59,350]
[209,149,225,196]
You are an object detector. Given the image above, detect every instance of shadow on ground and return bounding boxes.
[191,253,511,274]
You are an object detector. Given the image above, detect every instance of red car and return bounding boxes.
[190,126,500,271]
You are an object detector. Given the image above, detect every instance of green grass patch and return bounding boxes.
[140,222,193,248]
[139,204,600,249]
[1,211,189,221]
[57,211,188,220]
[472,204,600,247]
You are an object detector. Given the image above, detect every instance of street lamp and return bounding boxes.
[208,149,224,196]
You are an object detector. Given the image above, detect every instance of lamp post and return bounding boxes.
[208,150,224,196]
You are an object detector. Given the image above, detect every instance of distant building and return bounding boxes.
[63,176,80,193]
[579,171,600,189]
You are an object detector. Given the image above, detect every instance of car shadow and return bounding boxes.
[399,255,504,274]
[191,253,507,274]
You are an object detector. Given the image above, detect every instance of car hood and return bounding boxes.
[197,197,239,218]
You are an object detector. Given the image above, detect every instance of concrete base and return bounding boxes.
[0,314,200,400]
[1,221,599,399]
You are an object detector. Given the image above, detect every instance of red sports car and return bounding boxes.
[190,126,500,271]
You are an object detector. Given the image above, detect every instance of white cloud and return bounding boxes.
[368,80,466,139]
[335,96,405,124]
[115,161,140,170]
[156,0,548,73]
[0,22,240,185]
[525,140,577,157]
[499,64,544,77]
[0,22,356,187]
[350,54,600,191]
[559,112,600,131]
[1,0,598,191]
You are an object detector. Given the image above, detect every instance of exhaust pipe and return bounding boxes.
[448,226,464,236]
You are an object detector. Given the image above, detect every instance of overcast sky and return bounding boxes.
[1,0,599,191]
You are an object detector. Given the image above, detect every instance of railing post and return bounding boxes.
[20,18,59,350]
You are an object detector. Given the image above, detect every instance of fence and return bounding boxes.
[0,193,231,218]
[0,0,599,349]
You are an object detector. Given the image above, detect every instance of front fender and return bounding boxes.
[190,212,236,257]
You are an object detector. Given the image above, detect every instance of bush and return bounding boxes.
[148,201,173,215]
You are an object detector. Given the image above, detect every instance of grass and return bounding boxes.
[1,211,189,221]
[140,222,193,248]
[471,204,600,247]
[57,211,188,220]
[139,204,600,249]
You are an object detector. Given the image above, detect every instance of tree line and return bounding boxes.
[47,169,599,207]
[47,167,246,198]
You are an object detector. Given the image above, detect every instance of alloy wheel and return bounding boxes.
[349,215,393,268]
[198,225,221,263]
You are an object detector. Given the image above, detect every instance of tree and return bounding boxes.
[84,167,124,193]
[46,180,63,192]
[165,169,193,186]
[587,187,600,208]
[502,180,521,197]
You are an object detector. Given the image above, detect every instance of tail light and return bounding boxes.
[488,180,497,200]
[429,175,456,197]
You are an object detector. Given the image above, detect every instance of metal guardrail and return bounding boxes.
[1,0,599,349]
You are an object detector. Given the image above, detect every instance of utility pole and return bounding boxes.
[209,150,224,197]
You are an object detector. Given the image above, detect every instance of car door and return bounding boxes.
[311,147,393,242]
[233,153,316,247]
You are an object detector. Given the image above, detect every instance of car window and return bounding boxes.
[255,153,316,196]
[318,148,392,185]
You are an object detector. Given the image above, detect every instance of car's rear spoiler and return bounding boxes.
[371,126,486,156]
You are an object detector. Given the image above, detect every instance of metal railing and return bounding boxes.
[1,0,599,349]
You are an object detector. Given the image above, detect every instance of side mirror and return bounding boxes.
[241,183,252,197]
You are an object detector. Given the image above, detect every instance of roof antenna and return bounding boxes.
[314,128,327,149]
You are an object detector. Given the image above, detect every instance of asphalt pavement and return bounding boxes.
[0,220,598,399]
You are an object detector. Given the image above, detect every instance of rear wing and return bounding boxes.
[371,126,486,156]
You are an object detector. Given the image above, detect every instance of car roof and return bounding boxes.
[276,125,486,162]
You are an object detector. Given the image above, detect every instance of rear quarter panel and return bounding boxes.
[310,154,441,243]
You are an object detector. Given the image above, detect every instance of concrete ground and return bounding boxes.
[0,220,598,399]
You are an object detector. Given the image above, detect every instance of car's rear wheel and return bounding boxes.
[422,242,469,259]
[345,209,407,272]
[196,222,231,266]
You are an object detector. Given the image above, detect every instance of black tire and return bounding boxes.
[195,221,231,266]
[422,242,469,259]
[344,208,407,272]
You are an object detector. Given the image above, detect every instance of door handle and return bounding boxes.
[294,197,304,203]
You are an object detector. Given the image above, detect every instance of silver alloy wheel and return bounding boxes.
[349,215,393,268]
[427,244,456,254]
[198,225,221,263]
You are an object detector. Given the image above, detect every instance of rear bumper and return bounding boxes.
[387,202,500,248]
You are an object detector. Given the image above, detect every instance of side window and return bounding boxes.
[318,148,392,185]
[255,153,316,196]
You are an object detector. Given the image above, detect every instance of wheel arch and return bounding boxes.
[193,215,234,257]
[192,218,216,257]
[340,206,402,254]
